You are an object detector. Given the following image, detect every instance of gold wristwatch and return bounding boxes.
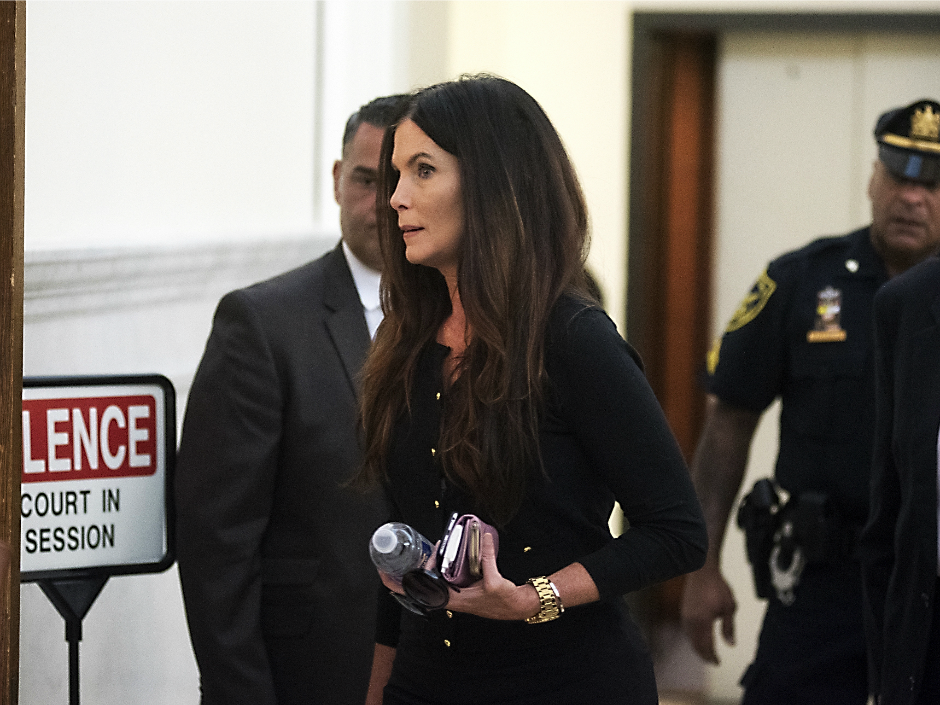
[525,576,564,624]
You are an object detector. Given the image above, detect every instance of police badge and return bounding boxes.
[807,286,847,342]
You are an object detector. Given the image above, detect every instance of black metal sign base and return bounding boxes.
[38,577,109,705]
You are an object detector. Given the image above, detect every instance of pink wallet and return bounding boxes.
[437,513,500,587]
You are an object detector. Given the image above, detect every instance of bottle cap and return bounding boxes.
[371,526,398,554]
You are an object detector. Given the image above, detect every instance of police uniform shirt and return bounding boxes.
[707,228,888,522]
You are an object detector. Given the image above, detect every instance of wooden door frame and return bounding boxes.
[0,3,25,704]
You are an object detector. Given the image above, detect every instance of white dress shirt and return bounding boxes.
[342,240,383,339]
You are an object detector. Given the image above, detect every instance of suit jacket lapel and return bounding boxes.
[931,287,940,331]
[908,287,940,557]
[915,287,940,423]
[323,244,372,398]
[925,287,940,449]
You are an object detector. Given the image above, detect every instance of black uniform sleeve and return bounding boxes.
[709,263,792,413]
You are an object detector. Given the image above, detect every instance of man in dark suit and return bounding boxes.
[175,94,408,705]
[862,253,940,705]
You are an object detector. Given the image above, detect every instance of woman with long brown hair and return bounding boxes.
[358,74,706,705]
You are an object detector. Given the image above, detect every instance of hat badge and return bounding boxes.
[911,105,940,142]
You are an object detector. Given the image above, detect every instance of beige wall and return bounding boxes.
[365,1,633,321]
[443,1,632,325]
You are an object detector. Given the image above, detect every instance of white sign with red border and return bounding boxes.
[20,375,175,581]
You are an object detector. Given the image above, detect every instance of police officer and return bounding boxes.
[680,99,940,704]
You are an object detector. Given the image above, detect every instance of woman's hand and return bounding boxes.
[444,532,540,620]
[380,533,600,621]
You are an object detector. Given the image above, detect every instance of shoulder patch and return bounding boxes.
[725,270,777,333]
[706,336,721,376]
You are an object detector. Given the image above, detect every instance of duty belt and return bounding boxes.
[737,480,862,605]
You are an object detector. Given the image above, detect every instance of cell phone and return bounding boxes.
[440,524,463,574]
[437,512,460,572]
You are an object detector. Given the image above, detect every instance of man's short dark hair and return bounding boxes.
[342,93,411,153]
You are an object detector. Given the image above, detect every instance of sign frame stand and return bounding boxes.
[37,576,109,705]
[19,373,176,703]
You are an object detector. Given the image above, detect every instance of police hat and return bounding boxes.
[875,99,940,185]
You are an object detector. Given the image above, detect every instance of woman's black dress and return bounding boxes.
[376,296,707,705]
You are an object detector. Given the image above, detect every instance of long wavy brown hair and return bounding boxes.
[358,75,592,526]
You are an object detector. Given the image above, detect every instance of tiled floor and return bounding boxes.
[660,694,737,705]
[659,694,702,705]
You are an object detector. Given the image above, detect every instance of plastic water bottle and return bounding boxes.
[369,522,434,579]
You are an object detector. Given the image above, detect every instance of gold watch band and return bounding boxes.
[525,576,563,624]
